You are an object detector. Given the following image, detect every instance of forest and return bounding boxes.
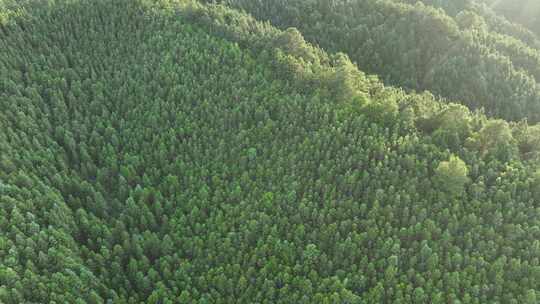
[1,0,540,303]
[205,0,540,122]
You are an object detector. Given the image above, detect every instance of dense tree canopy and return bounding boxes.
[1,0,540,303]
[400,0,540,46]
[206,0,540,122]
[435,155,469,196]
[485,0,540,37]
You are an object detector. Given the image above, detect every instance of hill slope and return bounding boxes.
[207,0,540,122]
[398,0,540,49]
[486,0,540,36]
[1,0,540,303]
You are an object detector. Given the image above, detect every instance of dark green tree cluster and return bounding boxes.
[206,0,540,122]
[1,0,540,303]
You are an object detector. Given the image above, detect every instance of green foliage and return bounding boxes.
[456,10,488,31]
[1,0,540,303]
[531,169,540,201]
[208,0,540,122]
[514,122,540,160]
[435,155,469,195]
[431,104,472,149]
[488,0,540,37]
[467,119,518,160]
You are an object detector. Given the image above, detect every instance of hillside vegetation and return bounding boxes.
[400,0,540,48]
[208,0,540,122]
[1,0,540,303]
[484,0,540,36]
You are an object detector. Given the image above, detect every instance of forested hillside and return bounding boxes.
[2,0,540,303]
[485,0,540,36]
[399,0,540,49]
[207,0,540,122]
